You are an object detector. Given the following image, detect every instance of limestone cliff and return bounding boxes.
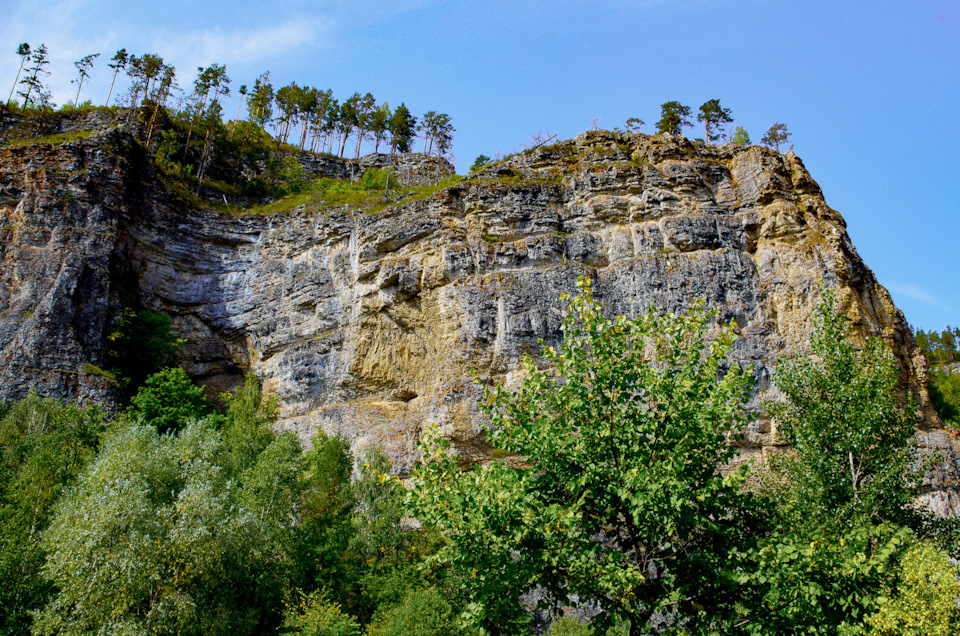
[0,123,957,514]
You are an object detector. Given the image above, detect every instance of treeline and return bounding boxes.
[4,43,455,163]
[914,326,960,427]
[619,100,790,150]
[2,292,958,635]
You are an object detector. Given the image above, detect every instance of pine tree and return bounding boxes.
[6,43,30,107]
[761,122,791,152]
[17,44,51,110]
[104,49,128,107]
[388,103,416,154]
[696,99,733,142]
[655,101,692,135]
[71,53,100,107]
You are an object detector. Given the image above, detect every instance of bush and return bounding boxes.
[379,589,464,636]
[128,367,214,434]
[867,540,960,636]
[282,592,361,636]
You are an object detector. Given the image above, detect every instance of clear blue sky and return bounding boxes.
[2,0,958,330]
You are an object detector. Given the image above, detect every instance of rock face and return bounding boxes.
[0,126,957,514]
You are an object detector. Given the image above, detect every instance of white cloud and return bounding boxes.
[886,282,942,307]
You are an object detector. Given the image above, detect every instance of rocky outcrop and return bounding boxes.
[0,126,957,514]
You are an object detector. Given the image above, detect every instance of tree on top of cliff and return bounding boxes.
[17,44,51,110]
[6,43,31,107]
[654,100,692,135]
[104,48,128,107]
[247,71,274,126]
[761,122,791,152]
[697,98,733,143]
[71,53,100,107]
[419,111,454,157]
[388,103,417,153]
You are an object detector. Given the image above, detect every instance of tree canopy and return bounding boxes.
[410,278,758,635]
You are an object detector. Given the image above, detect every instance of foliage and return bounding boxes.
[106,308,186,393]
[696,99,733,142]
[654,101,692,135]
[128,367,215,434]
[914,326,960,366]
[409,277,758,635]
[360,167,398,191]
[471,154,492,171]
[282,592,361,636]
[732,126,751,146]
[766,289,922,528]
[378,589,472,636]
[36,379,299,636]
[733,289,928,634]
[866,540,960,636]
[0,393,104,636]
[929,369,960,425]
[760,122,790,152]
[624,117,644,133]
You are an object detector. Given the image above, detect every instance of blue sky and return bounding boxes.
[2,0,958,330]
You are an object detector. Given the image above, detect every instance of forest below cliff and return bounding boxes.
[1,282,958,636]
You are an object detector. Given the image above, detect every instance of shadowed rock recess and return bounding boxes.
[1,126,957,514]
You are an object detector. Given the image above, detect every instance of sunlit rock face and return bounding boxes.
[1,126,956,515]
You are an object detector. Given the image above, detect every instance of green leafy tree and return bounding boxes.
[654,100,692,135]
[732,126,750,146]
[7,43,30,107]
[0,393,103,636]
[696,98,733,142]
[36,379,298,636]
[70,52,100,106]
[760,122,790,152]
[282,592,361,636]
[377,589,466,636]
[104,48,128,106]
[106,308,185,393]
[767,289,922,527]
[128,367,215,434]
[409,277,758,636]
[735,289,928,634]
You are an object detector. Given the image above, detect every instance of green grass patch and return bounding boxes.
[2,129,97,148]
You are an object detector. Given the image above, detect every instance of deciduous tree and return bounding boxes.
[410,278,758,635]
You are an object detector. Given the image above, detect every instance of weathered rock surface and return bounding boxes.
[1,127,957,514]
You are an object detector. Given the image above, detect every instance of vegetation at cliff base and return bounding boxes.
[0,285,956,635]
